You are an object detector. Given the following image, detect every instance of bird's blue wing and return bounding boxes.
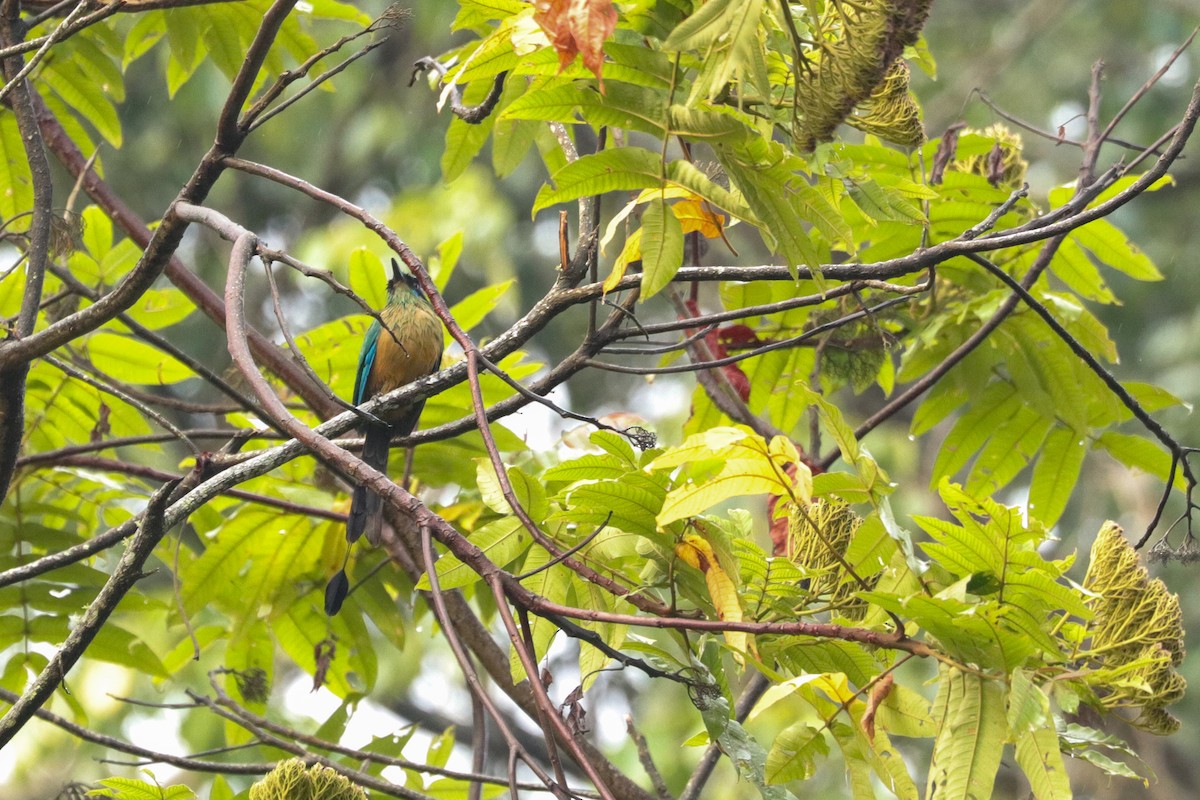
[353,320,382,405]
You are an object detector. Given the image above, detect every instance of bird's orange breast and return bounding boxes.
[365,304,443,400]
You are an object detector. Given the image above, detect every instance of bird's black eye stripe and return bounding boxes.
[386,270,426,297]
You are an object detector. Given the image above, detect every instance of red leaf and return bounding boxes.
[716,324,760,349]
[720,362,752,403]
[533,0,617,89]
[768,463,799,556]
[681,299,751,403]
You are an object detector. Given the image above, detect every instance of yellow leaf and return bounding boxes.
[674,533,709,570]
[768,435,800,465]
[646,426,752,470]
[672,198,725,238]
[601,188,694,254]
[604,227,642,294]
[658,467,782,527]
[654,428,809,525]
[675,533,748,656]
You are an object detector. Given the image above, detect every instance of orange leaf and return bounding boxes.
[532,0,617,89]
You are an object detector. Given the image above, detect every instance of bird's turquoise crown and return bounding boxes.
[388,258,425,298]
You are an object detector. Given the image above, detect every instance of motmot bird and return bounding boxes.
[344,258,443,546]
[328,259,442,615]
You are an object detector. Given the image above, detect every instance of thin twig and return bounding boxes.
[0,686,272,775]
[419,527,563,795]
[43,354,201,454]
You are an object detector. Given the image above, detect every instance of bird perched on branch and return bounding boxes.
[326,258,442,615]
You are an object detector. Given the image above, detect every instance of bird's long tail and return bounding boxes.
[346,422,391,546]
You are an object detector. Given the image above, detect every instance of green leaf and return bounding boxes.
[90,776,195,800]
[926,666,1006,800]
[716,139,822,273]
[442,77,508,182]
[534,147,661,214]
[89,623,169,678]
[492,115,539,178]
[181,509,305,614]
[202,5,257,82]
[847,178,926,224]
[1059,722,1152,784]
[658,462,784,527]
[273,590,377,697]
[543,453,633,483]
[766,641,879,691]
[765,722,829,783]
[503,81,668,137]
[39,55,122,147]
[507,545,570,682]
[557,475,666,538]
[87,332,195,385]
[162,8,207,96]
[963,404,1052,497]
[122,288,195,330]
[668,104,754,143]
[931,381,1020,485]
[1095,431,1184,489]
[877,683,936,738]
[0,113,33,227]
[640,195,684,298]
[477,462,548,519]
[1050,238,1115,304]
[1028,426,1086,527]
[416,517,528,591]
[349,248,388,310]
[1072,219,1162,281]
[427,725,457,769]
[123,12,166,67]
[651,430,808,526]
[433,232,464,290]
[911,383,968,436]
[667,0,766,104]
[207,776,234,800]
[448,15,520,83]
[1008,671,1072,800]
[80,205,113,260]
[292,316,368,401]
[449,279,515,333]
[662,0,741,50]
[707,710,801,800]
[1050,173,1175,209]
[1123,381,1190,414]
[648,426,753,469]
[534,147,749,218]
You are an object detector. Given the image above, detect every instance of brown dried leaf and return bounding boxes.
[930,122,965,185]
[861,672,894,741]
[985,141,1006,187]
[561,684,590,735]
[533,0,617,89]
[312,638,337,692]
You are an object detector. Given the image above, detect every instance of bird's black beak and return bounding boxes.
[390,258,403,284]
